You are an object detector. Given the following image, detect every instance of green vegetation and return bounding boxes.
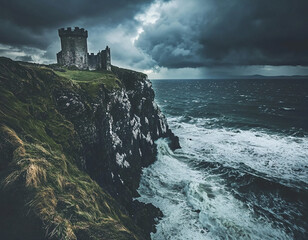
[54,68,109,81]
[53,68,122,91]
[1,131,140,239]
[0,57,145,240]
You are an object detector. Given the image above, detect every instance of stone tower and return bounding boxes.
[57,27,111,71]
[101,46,111,71]
[57,27,88,69]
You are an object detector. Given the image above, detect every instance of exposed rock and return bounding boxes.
[0,57,179,239]
[54,65,180,221]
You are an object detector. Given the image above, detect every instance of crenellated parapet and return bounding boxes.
[58,27,88,38]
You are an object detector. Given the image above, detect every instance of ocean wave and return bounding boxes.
[147,79,308,239]
[168,118,308,188]
[137,139,293,240]
[280,107,296,111]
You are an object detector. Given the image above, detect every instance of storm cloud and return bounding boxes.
[0,0,156,48]
[136,0,308,68]
[0,0,308,77]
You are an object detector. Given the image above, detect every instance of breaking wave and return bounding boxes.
[137,119,308,239]
[137,79,308,239]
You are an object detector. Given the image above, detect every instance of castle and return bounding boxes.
[57,27,111,71]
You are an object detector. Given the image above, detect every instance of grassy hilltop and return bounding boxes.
[0,57,148,240]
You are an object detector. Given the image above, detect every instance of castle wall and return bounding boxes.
[88,53,101,70]
[101,47,111,71]
[57,27,88,69]
[59,36,88,69]
[57,27,111,71]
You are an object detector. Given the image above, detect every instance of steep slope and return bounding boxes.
[0,57,179,240]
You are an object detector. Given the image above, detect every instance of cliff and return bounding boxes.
[0,57,179,240]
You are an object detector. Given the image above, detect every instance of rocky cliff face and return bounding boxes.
[0,57,179,240]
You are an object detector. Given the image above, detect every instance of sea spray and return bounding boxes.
[138,139,292,240]
[137,79,308,239]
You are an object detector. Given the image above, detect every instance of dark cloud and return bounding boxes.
[0,0,154,29]
[0,20,51,48]
[0,0,156,49]
[136,0,308,68]
[1,0,308,75]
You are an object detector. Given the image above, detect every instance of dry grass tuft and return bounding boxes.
[57,175,66,190]
[1,125,24,147]
[48,218,77,240]
[25,164,47,188]
[3,170,21,187]
[14,145,26,157]
[33,144,51,155]
[28,187,57,219]
[1,125,26,158]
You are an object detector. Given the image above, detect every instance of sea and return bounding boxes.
[137,79,308,240]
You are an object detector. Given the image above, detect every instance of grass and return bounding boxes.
[2,139,138,239]
[53,68,122,91]
[0,57,145,240]
[54,69,110,81]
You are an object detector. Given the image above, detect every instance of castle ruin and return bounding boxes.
[57,27,111,71]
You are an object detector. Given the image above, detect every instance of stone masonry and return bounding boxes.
[57,27,111,71]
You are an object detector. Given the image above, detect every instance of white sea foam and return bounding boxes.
[281,107,296,111]
[145,79,308,239]
[168,117,308,187]
[137,115,308,239]
[137,139,292,240]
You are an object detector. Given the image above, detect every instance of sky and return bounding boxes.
[0,0,308,79]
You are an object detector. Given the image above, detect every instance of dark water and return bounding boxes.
[138,79,308,240]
